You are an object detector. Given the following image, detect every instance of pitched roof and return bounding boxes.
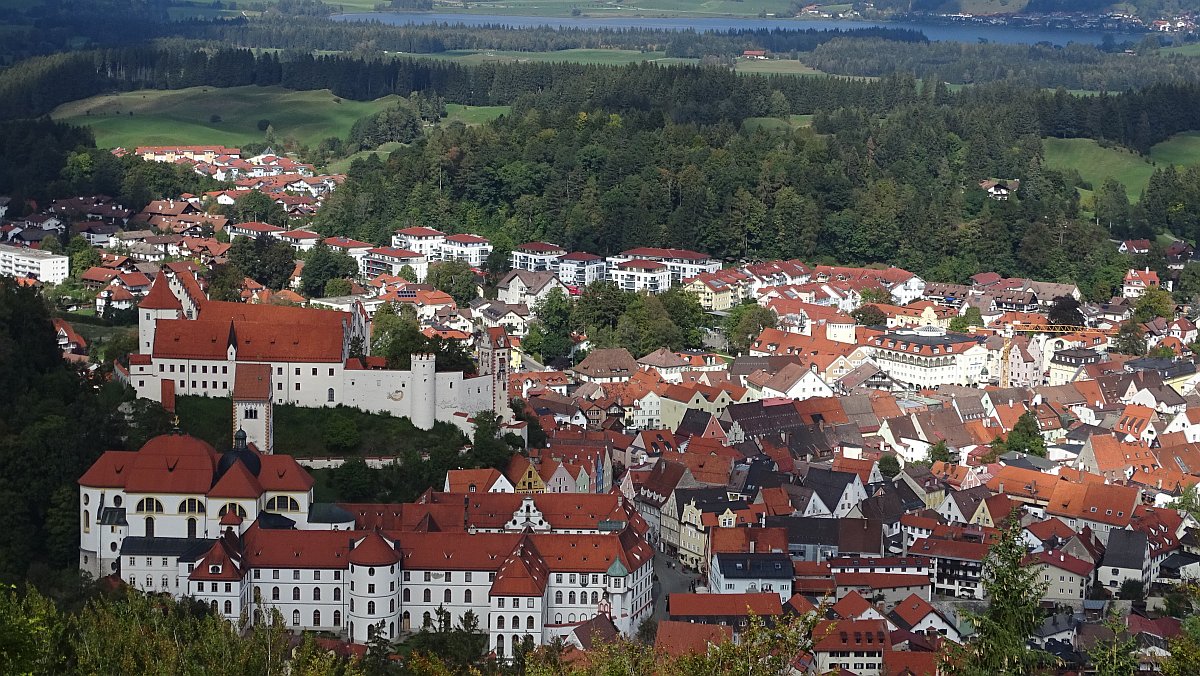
[232,363,272,401]
[139,273,182,311]
[890,593,938,630]
[655,621,733,657]
[668,592,782,617]
[349,532,401,566]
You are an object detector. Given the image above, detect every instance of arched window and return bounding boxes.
[333,588,341,601]
[591,591,599,604]
[144,516,155,537]
[496,634,505,657]
[333,610,341,626]
[187,517,197,539]
[497,616,505,629]
[555,591,563,603]
[390,599,395,612]
[555,613,562,624]
[211,600,218,613]
[403,589,410,602]
[568,613,576,623]
[224,600,233,615]
[423,589,431,603]
[265,496,300,512]
[569,592,576,604]
[178,498,205,514]
[271,587,280,601]
[527,616,534,630]
[313,587,321,601]
[350,599,355,612]
[402,611,410,631]
[218,503,247,518]
[292,587,300,601]
[136,498,164,513]
[162,576,169,588]
[327,388,335,402]
[292,610,300,626]
[512,615,519,630]
[463,589,472,603]
[313,610,321,626]
[389,621,394,638]
[422,612,431,628]
[368,601,376,615]
[83,510,90,533]
[444,589,452,603]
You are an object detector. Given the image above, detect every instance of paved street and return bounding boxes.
[651,550,700,621]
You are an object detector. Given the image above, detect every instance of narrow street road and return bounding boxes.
[651,550,700,621]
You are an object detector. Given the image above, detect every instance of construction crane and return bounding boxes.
[995,322,1115,388]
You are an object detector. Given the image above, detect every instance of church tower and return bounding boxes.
[232,363,273,454]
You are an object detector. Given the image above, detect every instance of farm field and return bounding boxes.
[742,114,813,132]
[52,86,405,150]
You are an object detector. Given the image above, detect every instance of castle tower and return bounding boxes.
[478,328,511,416]
[137,273,182,354]
[232,363,273,454]
[347,533,401,643]
[410,353,437,431]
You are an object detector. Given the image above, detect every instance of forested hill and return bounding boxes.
[871,0,1197,20]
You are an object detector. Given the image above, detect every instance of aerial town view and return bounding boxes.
[7,0,1200,673]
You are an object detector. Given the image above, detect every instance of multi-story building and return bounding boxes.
[227,221,285,240]
[866,328,987,389]
[0,243,69,284]
[556,253,606,288]
[606,247,721,285]
[363,247,427,281]
[80,436,655,654]
[510,242,566,272]
[391,227,446,257]
[608,260,671,294]
[439,234,493,267]
[1123,268,1160,299]
[910,537,988,599]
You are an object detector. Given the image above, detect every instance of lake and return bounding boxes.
[333,12,1143,46]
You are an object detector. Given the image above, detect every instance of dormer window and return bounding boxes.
[209,565,221,574]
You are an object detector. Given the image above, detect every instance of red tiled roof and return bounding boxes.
[669,592,782,617]
[654,620,732,657]
[123,433,219,494]
[208,460,263,499]
[812,619,891,652]
[890,593,937,629]
[349,532,400,566]
[257,455,315,492]
[138,274,182,311]
[233,363,272,401]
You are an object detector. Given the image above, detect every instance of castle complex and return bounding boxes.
[123,265,508,432]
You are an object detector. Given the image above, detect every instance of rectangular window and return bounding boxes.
[445,572,452,582]
[334,571,341,580]
[295,368,300,376]
[223,366,228,374]
[273,570,280,580]
[328,368,334,376]
[254,570,260,579]
[314,571,320,580]
[191,365,197,373]
[294,570,300,580]
[424,572,431,582]
[312,368,317,376]
[498,598,505,608]
[295,383,300,391]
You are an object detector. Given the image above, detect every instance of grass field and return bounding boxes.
[1045,134,1200,201]
[742,114,813,132]
[444,103,511,124]
[734,58,825,75]
[53,86,405,149]
[1149,131,1200,166]
[1043,138,1156,200]
[1159,42,1200,56]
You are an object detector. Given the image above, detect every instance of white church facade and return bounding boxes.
[78,424,654,652]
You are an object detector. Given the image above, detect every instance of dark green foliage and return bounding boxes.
[993,411,1048,458]
[0,278,131,579]
[425,261,477,306]
[301,243,358,298]
[852,304,888,327]
[348,102,422,151]
[878,454,901,479]
[945,510,1051,675]
[221,191,287,228]
[228,235,297,290]
[724,303,777,355]
[927,440,953,464]
[1048,295,1085,326]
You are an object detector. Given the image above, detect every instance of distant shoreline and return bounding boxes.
[332,11,1148,46]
